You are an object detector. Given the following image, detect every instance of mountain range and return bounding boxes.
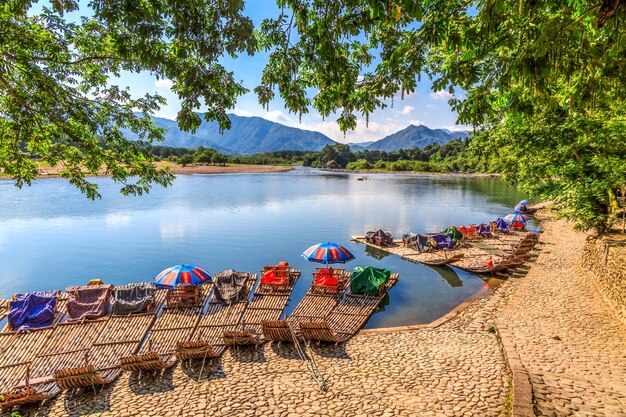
[146,114,335,155]
[143,113,469,154]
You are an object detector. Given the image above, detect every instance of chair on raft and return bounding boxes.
[53,352,116,390]
[165,285,200,308]
[300,269,399,344]
[222,265,300,348]
[120,284,210,373]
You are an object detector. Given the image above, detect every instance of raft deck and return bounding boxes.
[179,275,257,360]
[262,270,351,343]
[223,270,301,347]
[300,273,400,343]
[121,284,213,371]
[352,230,537,272]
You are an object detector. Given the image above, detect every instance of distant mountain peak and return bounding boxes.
[363,124,470,152]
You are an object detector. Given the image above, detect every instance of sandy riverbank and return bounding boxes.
[0,162,294,179]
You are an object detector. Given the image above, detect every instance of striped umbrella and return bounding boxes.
[301,242,355,265]
[504,213,531,223]
[514,199,529,213]
[154,264,212,289]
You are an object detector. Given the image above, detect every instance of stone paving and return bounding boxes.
[501,216,626,416]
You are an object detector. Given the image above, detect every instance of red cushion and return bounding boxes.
[261,270,285,285]
[314,269,337,287]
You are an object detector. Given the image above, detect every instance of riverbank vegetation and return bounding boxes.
[146,139,487,174]
[1,1,624,232]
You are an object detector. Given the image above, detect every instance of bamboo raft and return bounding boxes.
[299,273,400,343]
[451,233,539,273]
[176,275,257,361]
[351,236,465,265]
[0,312,111,409]
[223,270,301,347]
[120,284,212,372]
[262,270,351,343]
[352,230,538,273]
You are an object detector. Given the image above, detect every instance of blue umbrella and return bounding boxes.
[504,213,531,223]
[514,199,529,213]
[154,264,212,289]
[302,242,355,264]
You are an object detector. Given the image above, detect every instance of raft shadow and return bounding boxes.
[229,344,267,363]
[180,357,227,382]
[306,342,351,360]
[127,367,175,395]
[269,341,302,360]
[60,384,113,417]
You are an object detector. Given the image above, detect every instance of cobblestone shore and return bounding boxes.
[16,215,625,417]
[501,216,626,416]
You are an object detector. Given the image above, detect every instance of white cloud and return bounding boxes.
[155,79,174,90]
[430,90,453,100]
[426,104,434,108]
[232,107,255,117]
[296,118,406,143]
[399,105,415,115]
[408,119,424,126]
[441,124,471,132]
[264,110,292,124]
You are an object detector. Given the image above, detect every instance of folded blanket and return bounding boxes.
[9,292,58,331]
[66,284,114,321]
[214,270,250,305]
[112,283,156,315]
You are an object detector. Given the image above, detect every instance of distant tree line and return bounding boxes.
[145,138,490,174]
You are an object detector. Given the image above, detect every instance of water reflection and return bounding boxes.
[427,265,463,288]
[364,245,392,260]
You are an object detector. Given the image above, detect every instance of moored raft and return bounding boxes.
[223,267,301,348]
[352,229,538,272]
[262,269,351,343]
[351,236,464,265]
[120,284,212,372]
[300,272,399,343]
[176,272,257,361]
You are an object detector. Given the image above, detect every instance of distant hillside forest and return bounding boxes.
[145,138,490,174]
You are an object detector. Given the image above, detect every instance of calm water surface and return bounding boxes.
[0,168,531,328]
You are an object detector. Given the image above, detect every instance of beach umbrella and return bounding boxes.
[514,199,529,213]
[301,242,355,265]
[504,213,531,223]
[154,264,212,289]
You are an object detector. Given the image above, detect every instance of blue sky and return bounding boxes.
[64,1,467,143]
